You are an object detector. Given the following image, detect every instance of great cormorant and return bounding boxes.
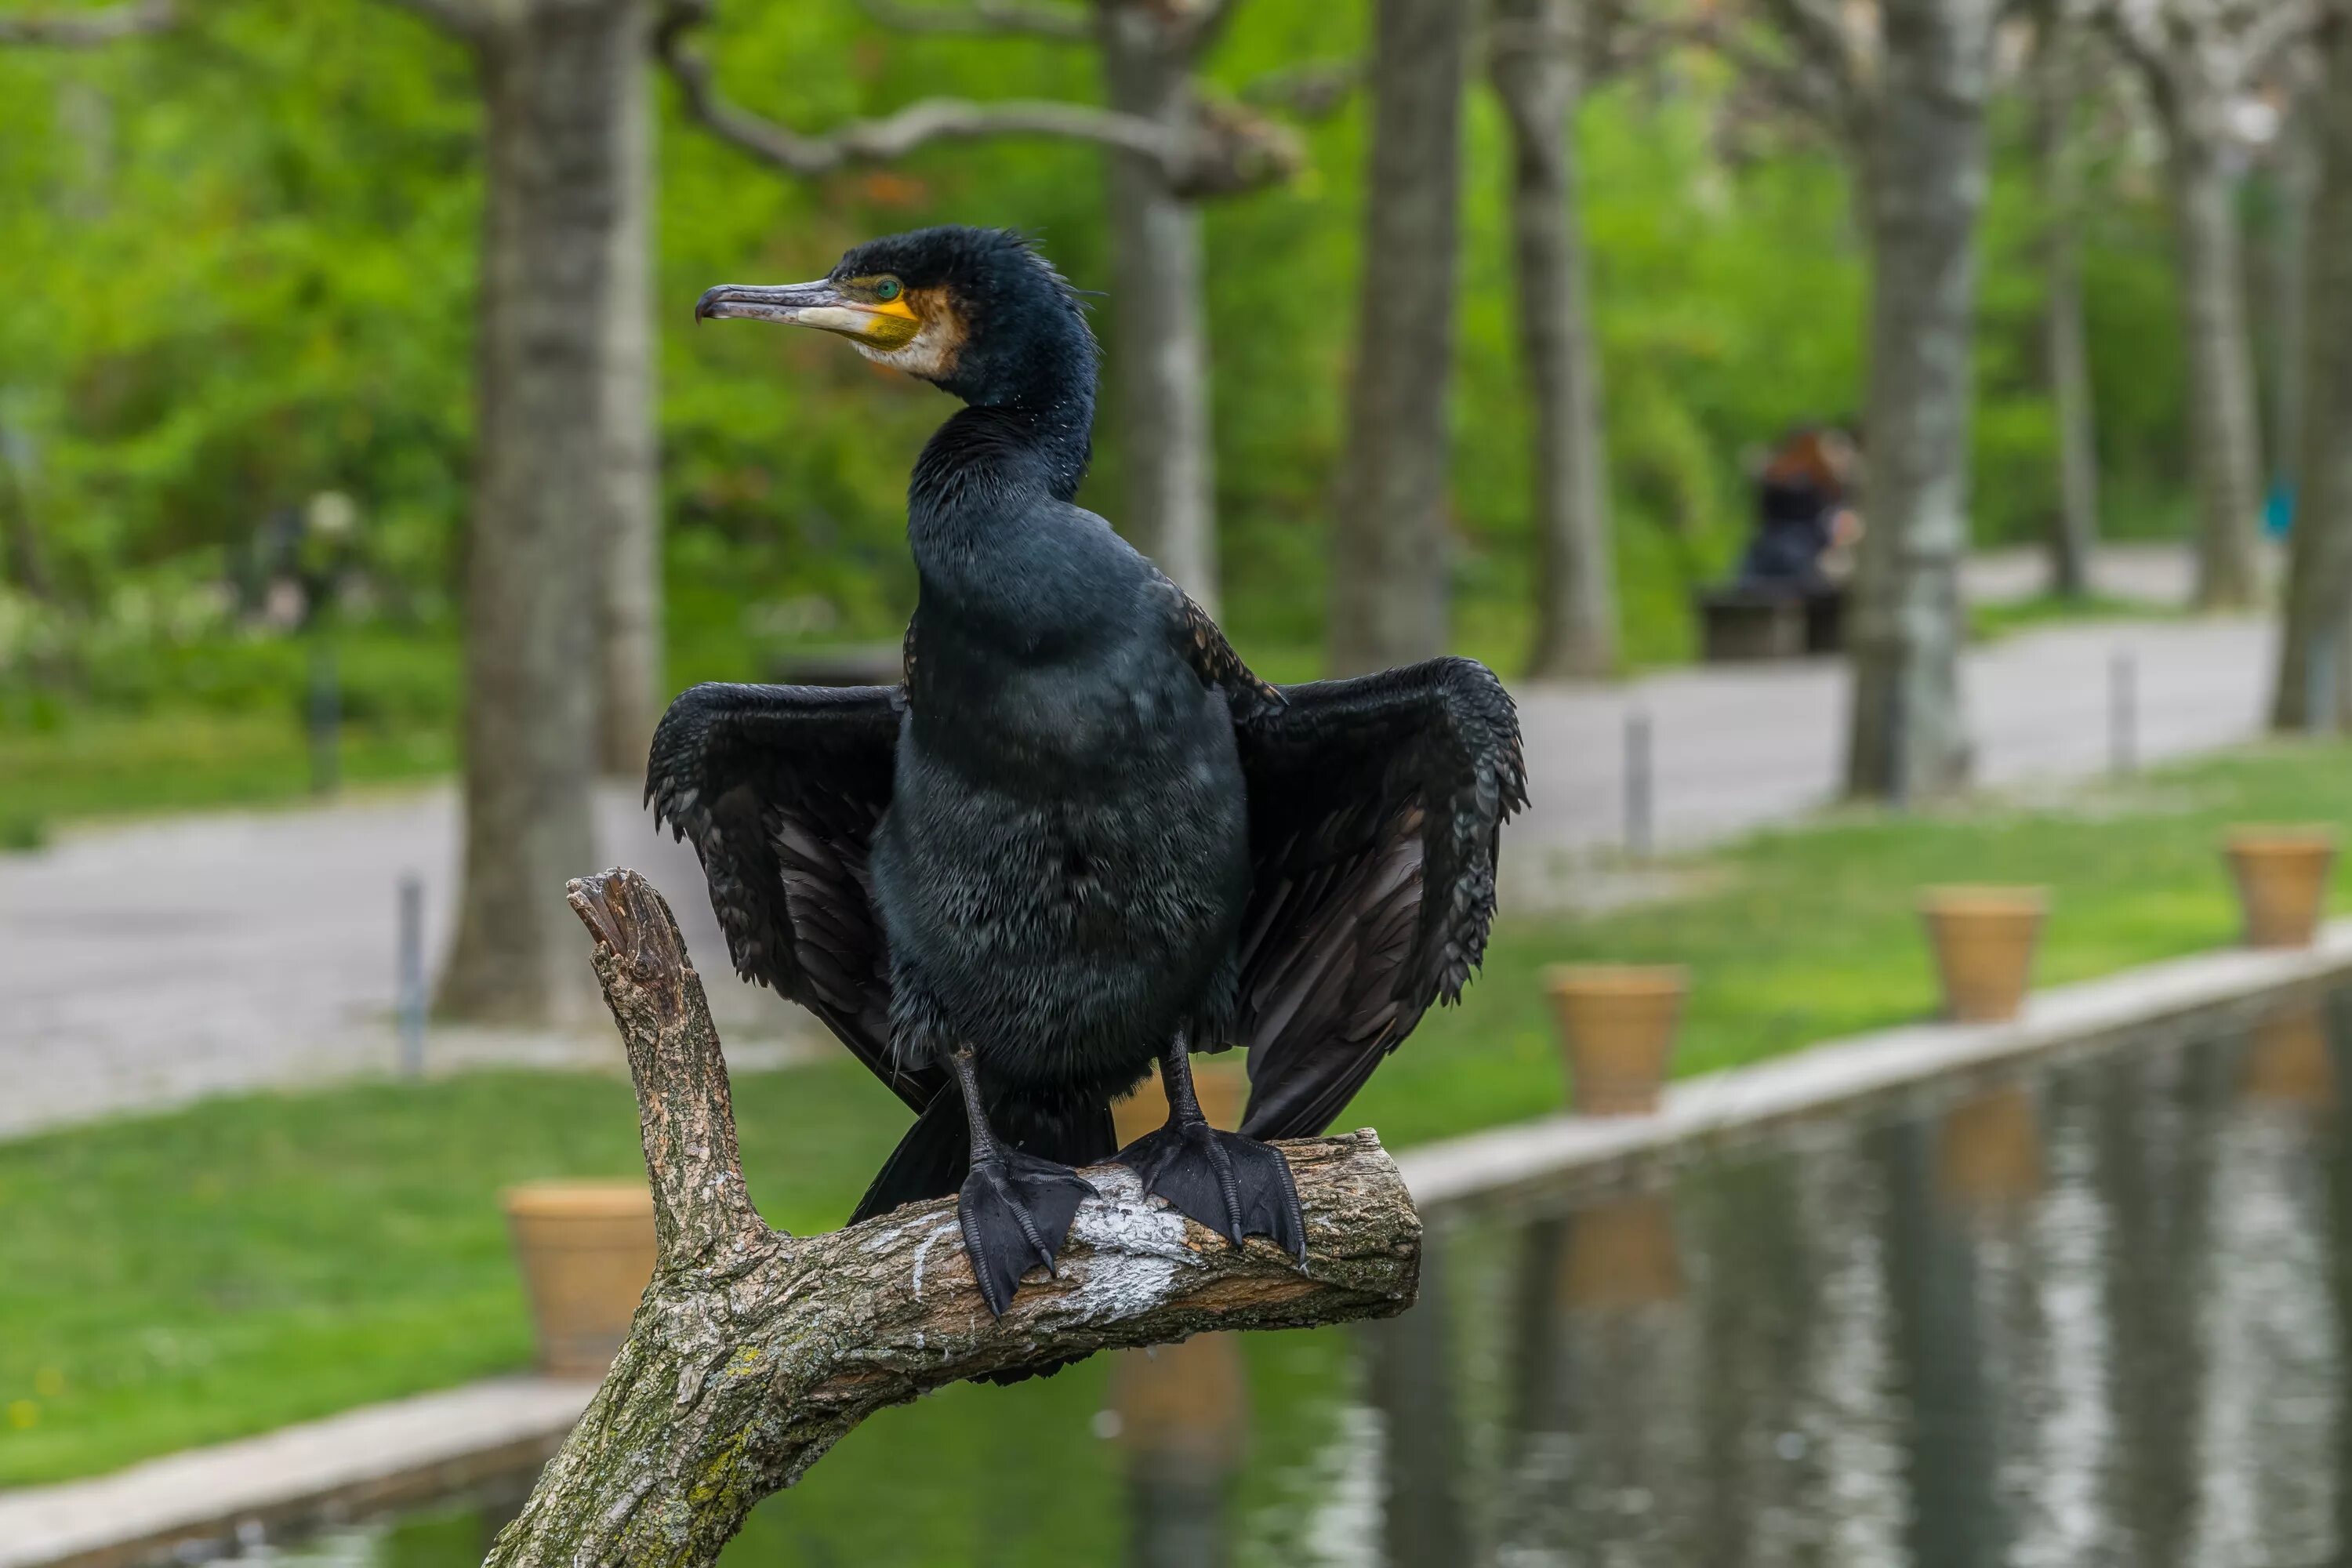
[653,227,1525,1316]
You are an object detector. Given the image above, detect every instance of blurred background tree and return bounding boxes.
[5,0,2339,1005]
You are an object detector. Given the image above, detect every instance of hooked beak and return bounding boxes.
[694,278,881,336]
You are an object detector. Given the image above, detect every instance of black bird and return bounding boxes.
[653,227,1525,1316]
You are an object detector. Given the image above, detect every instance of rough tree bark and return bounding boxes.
[1491,0,1618,680]
[1328,0,1469,676]
[2096,0,2321,610]
[1098,0,1219,609]
[2265,86,2318,530]
[1842,0,1995,800]
[2273,2,2352,731]
[432,0,652,1024]
[481,870,1421,1566]
[2032,2,2102,600]
[596,9,662,779]
[2169,132,2267,607]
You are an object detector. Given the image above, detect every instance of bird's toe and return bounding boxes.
[1116,1123,1306,1262]
[956,1150,1096,1317]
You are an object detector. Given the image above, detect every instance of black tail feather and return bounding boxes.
[849,1092,1119,1228]
[851,1091,970,1225]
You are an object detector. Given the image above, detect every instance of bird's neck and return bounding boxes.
[909,378,1094,528]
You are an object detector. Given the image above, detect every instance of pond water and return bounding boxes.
[225,988,2352,1567]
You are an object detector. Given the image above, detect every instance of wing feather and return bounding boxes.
[1232,659,1527,1140]
[645,681,935,1111]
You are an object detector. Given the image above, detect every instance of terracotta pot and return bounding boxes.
[1113,1058,1248,1147]
[1545,965,1686,1116]
[1109,1333,1247,1467]
[1936,1084,2042,1213]
[2224,827,2337,949]
[1556,1192,1682,1310]
[2242,995,2336,1108]
[503,1181,657,1377]
[1919,887,2047,1024]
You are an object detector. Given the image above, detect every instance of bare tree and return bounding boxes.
[665,0,1301,615]
[1714,0,1998,799]
[2272,0,2352,731]
[2027,0,2103,599]
[1490,0,1618,679]
[0,0,172,45]
[478,870,1419,1565]
[376,0,660,1024]
[2093,0,2319,608]
[1328,0,1470,677]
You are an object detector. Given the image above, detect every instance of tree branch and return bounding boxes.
[0,0,172,46]
[1238,56,1361,119]
[485,870,1421,1566]
[854,0,1091,42]
[2238,0,2320,88]
[660,22,1180,176]
[568,871,765,1269]
[1692,10,1856,132]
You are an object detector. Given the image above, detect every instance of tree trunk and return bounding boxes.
[1844,0,1993,802]
[2273,5,2352,732]
[1098,1,1218,611]
[437,0,644,1024]
[2170,136,2267,608]
[1492,0,1617,680]
[1327,0,1468,676]
[2034,16,2100,601]
[2267,94,2318,522]
[596,9,661,777]
[482,870,1421,1566]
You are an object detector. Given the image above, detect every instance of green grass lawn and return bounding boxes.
[4,739,2350,1486]
[0,711,452,848]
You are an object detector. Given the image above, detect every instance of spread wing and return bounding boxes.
[1230,659,1527,1140]
[645,681,938,1111]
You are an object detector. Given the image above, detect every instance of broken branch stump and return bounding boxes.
[481,869,1422,1566]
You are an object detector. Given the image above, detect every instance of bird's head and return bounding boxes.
[695,226,1095,411]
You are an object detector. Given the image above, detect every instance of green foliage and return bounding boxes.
[0,0,2201,725]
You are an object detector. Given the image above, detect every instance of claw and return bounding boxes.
[956,1149,1097,1316]
[1116,1120,1307,1264]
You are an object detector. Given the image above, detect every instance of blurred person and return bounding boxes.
[1737,424,1862,591]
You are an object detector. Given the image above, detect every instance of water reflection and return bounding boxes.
[215,990,2352,1568]
[1112,1334,1247,1568]
[1370,991,2352,1568]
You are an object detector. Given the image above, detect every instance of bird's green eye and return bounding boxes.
[874,278,902,303]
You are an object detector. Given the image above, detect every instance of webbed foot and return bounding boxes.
[957,1148,1097,1317]
[1116,1119,1307,1263]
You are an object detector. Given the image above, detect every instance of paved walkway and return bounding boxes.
[1515,615,2278,867]
[0,601,2282,1142]
[0,789,824,1142]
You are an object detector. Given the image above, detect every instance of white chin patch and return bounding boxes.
[855,322,956,383]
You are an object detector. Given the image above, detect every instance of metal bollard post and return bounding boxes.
[2110,650,2137,776]
[1625,710,1653,858]
[397,874,426,1079]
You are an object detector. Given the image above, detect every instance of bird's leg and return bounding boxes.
[948,1044,1097,1317]
[1115,1034,1307,1263]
